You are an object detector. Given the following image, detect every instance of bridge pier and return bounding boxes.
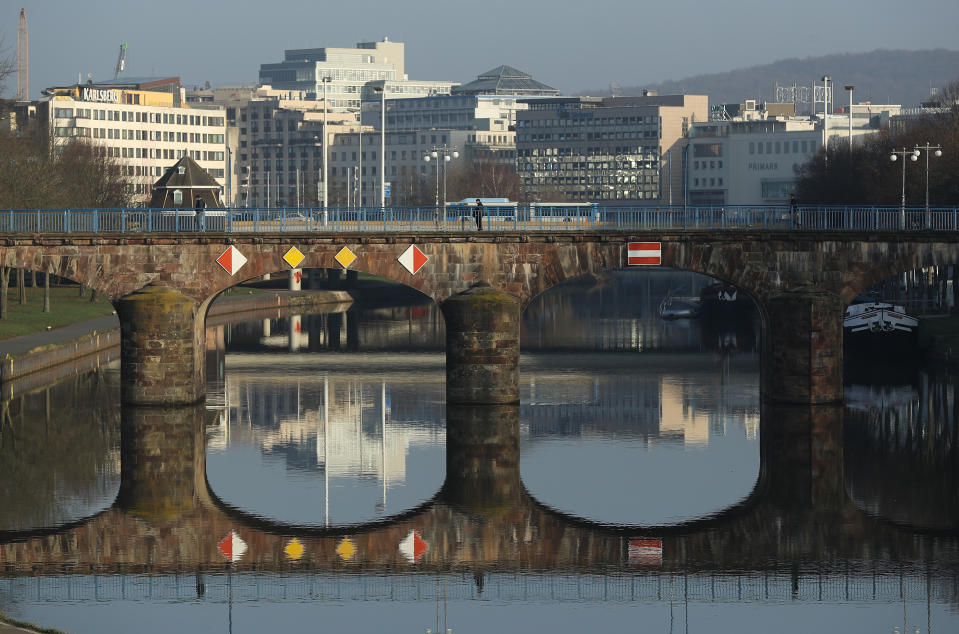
[117,404,206,522]
[116,285,205,405]
[443,404,521,516]
[441,283,520,405]
[763,286,843,404]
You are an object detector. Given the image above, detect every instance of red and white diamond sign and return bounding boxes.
[399,530,428,563]
[398,245,428,275]
[627,242,661,266]
[216,246,248,276]
[218,531,248,563]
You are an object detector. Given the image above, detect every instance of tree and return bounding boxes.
[448,160,525,202]
[796,78,959,206]
[0,38,14,100]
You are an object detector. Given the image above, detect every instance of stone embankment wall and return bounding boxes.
[0,289,358,385]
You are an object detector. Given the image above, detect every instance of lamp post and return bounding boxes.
[890,147,919,228]
[844,84,854,154]
[913,143,942,210]
[914,142,942,228]
[423,145,458,224]
[821,76,831,161]
[321,76,331,225]
[372,81,386,209]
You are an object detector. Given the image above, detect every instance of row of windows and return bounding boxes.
[692,177,724,187]
[518,129,659,143]
[517,116,659,127]
[693,160,723,170]
[518,146,658,158]
[748,139,816,155]
[54,107,224,127]
[84,128,224,144]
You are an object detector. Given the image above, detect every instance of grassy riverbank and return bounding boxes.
[0,287,116,340]
[0,610,67,634]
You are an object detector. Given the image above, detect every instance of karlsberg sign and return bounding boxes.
[82,87,122,103]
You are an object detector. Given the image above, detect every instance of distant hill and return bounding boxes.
[585,49,959,108]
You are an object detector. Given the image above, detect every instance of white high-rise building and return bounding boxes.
[259,38,457,109]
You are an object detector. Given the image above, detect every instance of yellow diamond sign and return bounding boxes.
[283,246,305,269]
[336,537,357,560]
[334,246,357,269]
[284,538,305,561]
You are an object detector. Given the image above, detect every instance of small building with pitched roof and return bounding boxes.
[452,66,558,96]
[150,155,223,208]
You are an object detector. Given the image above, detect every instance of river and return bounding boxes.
[0,269,956,634]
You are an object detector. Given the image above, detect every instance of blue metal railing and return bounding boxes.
[0,205,958,234]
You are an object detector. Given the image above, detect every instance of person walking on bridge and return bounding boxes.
[194,195,207,232]
[473,198,484,231]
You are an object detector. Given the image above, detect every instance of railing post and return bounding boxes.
[93,209,99,233]
[36,208,41,232]
[174,208,179,233]
[121,208,126,233]
[65,209,71,233]
[148,208,152,232]
[227,208,233,233]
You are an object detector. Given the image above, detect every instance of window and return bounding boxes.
[173,189,183,204]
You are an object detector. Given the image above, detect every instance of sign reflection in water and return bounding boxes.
[0,269,957,634]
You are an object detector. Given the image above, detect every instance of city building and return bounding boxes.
[515,93,708,203]
[258,38,457,109]
[688,101,902,205]
[452,65,558,96]
[26,77,227,203]
[328,128,472,206]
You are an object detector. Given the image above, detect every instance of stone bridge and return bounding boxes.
[3,229,958,406]
[1,402,956,582]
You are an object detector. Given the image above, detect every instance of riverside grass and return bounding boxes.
[0,286,115,340]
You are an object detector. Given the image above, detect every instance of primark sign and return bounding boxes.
[82,87,122,103]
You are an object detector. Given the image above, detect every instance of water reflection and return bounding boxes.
[0,370,119,533]
[1,272,958,634]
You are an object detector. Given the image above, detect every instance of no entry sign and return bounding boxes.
[627,242,662,266]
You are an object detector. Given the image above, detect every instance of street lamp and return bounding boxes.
[322,76,331,225]
[821,76,831,160]
[372,81,386,209]
[890,147,919,227]
[913,142,942,210]
[423,145,458,224]
[844,84,854,153]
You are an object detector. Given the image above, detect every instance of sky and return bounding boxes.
[2,0,958,100]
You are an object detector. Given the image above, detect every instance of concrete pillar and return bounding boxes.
[117,404,206,522]
[440,283,520,405]
[763,286,843,404]
[327,311,343,349]
[289,314,302,351]
[326,269,341,289]
[116,285,205,405]
[289,268,302,291]
[443,403,521,516]
[345,269,358,288]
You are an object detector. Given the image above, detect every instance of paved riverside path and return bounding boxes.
[0,314,120,358]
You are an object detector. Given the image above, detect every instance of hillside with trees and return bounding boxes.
[587,49,959,108]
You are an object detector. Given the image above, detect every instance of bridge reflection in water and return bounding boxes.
[1,296,958,632]
[0,393,957,607]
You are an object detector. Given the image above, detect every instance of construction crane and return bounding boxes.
[17,8,28,100]
[114,43,128,80]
